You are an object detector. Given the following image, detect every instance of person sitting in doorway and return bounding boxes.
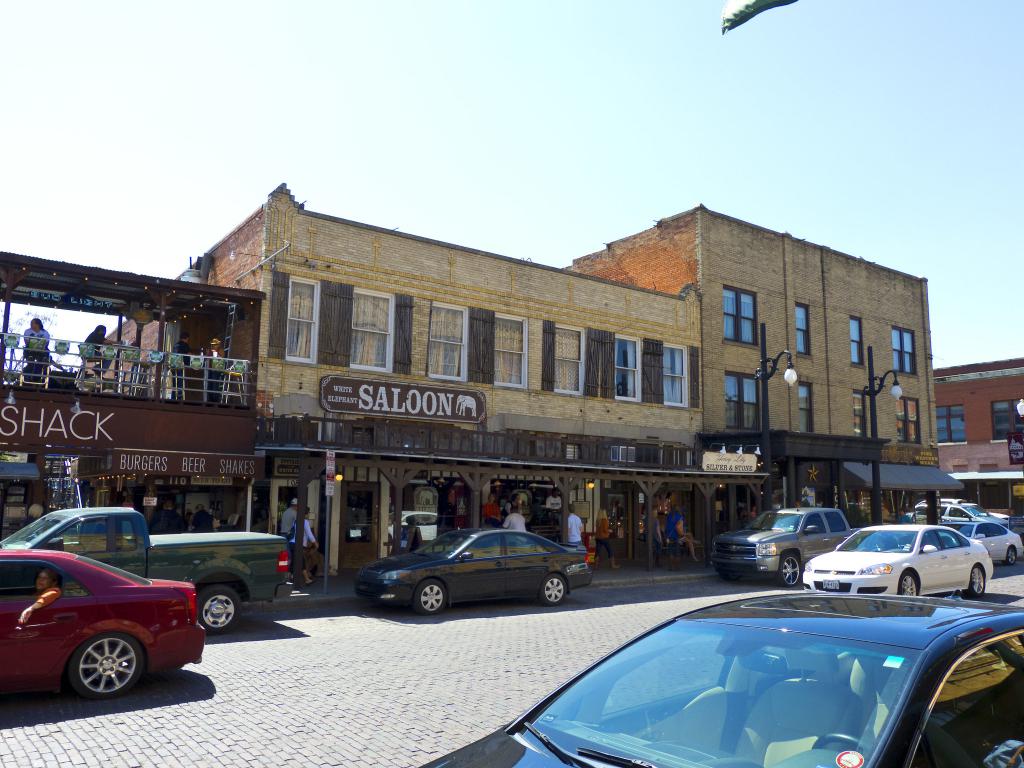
[18,568,62,625]
[151,500,185,534]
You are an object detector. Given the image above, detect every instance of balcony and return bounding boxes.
[257,416,691,471]
[2,334,254,407]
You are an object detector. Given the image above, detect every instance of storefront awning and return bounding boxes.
[0,462,40,480]
[843,462,963,492]
[952,471,1024,482]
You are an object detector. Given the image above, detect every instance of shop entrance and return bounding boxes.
[340,483,378,568]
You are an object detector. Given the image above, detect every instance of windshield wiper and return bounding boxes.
[521,721,586,767]
[578,747,660,768]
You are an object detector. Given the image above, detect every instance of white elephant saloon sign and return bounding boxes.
[319,376,486,425]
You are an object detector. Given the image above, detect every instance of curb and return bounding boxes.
[591,571,717,589]
[248,570,720,614]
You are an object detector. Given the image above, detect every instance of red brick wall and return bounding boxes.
[203,208,265,361]
[935,370,1024,472]
[571,210,699,294]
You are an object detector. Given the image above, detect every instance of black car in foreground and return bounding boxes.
[425,594,1024,767]
[355,529,592,615]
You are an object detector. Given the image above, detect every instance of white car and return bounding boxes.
[943,520,1022,566]
[803,524,992,598]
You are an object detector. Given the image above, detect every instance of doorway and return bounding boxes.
[340,483,378,568]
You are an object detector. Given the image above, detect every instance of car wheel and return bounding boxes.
[539,574,568,606]
[716,570,741,582]
[412,579,447,615]
[1005,546,1017,566]
[68,633,145,699]
[966,564,986,599]
[198,585,241,634]
[897,570,920,597]
[777,553,802,588]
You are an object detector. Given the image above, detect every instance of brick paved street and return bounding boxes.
[5,566,1024,768]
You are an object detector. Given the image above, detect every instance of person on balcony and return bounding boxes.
[22,318,50,385]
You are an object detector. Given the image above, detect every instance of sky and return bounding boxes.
[1,1,1021,367]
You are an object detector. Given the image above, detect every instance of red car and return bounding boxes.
[0,550,204,699]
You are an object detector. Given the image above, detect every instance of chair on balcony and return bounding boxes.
[221,369,246,405]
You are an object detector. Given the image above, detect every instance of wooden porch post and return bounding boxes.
[293,457,321,589]
[381,465,420,555]
[1,267,24,376]
[457,469,492,529]
[635,478,664,571]
[695,482,716,568]
[551,474,580,544]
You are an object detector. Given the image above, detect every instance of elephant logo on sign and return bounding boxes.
[456,395,477,418]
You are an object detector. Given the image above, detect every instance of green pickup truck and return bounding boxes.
[0,507,291,633]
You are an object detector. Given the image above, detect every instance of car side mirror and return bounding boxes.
[804,525,822,534]
[42,537,64,552]
[921,544,938,554]
[456,551,473,561]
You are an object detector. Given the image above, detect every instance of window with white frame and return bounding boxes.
[614,337,638,400]
[663,346,687,406]
[351,290,393,371]
[555,327,583,394]
[428,305,467,380]
[494,317,526,387]
[286,278,318,362]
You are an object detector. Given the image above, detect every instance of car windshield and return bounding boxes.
[523,620,919,768]
[960,505,989,518]
[0,514,69,549]
[413,530,476,556]
[747,512,802,532]
[838,530,918,554]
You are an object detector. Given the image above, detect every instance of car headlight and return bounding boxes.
[857,564,894,576]
[756,543,778,557]
[381,571,404,581]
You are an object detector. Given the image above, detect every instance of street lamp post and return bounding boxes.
[864,346,903,525]
[755,322,798,512]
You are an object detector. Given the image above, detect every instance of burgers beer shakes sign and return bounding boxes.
[320,376,486,424]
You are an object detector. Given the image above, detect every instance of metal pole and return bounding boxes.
[867,346,883,525]
[323,486,332,594]
[759,322,773,512]
[244,481,253,531]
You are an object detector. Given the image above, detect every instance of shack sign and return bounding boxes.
[701,451,759,474]
[1009,433,1024,466]
[319,376,486,424]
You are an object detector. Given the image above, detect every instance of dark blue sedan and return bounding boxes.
[355,529,592,615]
[424,594,1024,767]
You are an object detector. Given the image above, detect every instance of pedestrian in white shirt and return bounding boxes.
[503,503,527,532]
[566,508,584,550]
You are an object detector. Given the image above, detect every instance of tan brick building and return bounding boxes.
[572,206,958,525]
[195,186,755,570]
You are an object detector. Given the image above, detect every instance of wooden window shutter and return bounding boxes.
[689,346,701,408]
[393,294,414,375]
[585,329,615,399]
[424,302,433,375]
[541,321,555,392]
[584,329,602,397]
[599,330,615,400]
[468,308,495,383]
[642,338,664,404]
[317,282,353,367]
[267,270,290,359]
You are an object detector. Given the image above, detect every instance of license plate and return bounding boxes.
[823,580,841,591]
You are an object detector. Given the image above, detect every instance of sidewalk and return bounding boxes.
[255,561,717,612]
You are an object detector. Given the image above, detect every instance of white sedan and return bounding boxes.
[803,524,992,598]
[943,520,1023,565]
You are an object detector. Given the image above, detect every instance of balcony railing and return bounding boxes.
[1,334,254,406]
[257,416,691,471]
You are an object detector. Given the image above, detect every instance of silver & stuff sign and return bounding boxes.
[320,376,486,424]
